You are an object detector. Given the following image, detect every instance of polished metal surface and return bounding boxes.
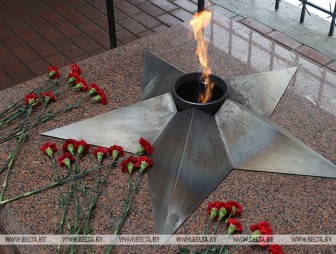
[142,51,184,100]
[215,99,336,178]
[42,93,177,152]
[148,108,232,235]
[225,67,297,118]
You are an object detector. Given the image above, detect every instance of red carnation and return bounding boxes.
[62,139,78,155]
[48,66,60,79]
[88,83,101,96]
[74,77,88,92]
[70,63,82,75]
[77,140,90,155]
[109,145,124,160]
[24,93,39,106]
[57,153,75,168]
[250,221,273,235]
[92,89,108,105]
[268,245,284,254]
[137,137,154,155]
[99,89,108,105]
[135,156,153,173]
[207,201,227,220]
[41,91,56,105]
[40,142,57,157]
[67,72,80,84]
[227,218,243,234]
[121,157,138,174]
[207,202,218,214]
[207,202,219,220]
[218,203,230,220]
[226,201,243,217]
[250,221,273,247]
[93,147,109,163]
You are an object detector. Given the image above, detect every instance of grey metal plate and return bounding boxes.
[215,99,336,178]
[225,67,297,118]
[141,51,184,100]
[42,93,177,152]
[148,108,232,235]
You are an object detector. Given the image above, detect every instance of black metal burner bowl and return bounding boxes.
[172,72,229,115]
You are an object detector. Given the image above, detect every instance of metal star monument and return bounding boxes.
[43,51,336,235]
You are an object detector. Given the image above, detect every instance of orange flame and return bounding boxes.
[190,10,214,104]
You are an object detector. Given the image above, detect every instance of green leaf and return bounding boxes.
[76,226,82,234]
[178,247,190,253]
[110,211,117,228]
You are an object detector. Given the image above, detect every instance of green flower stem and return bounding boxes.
[49,82,69,99]
[218,215,232,254]
[51,157,66,212]
[112,170,133,233]
[0,156,11,175]
[0,108,27,127]
[0,131,22,146]
[0,101,51,173]
[0,120,27,145]
[35,75,65,93]
[0,83,42,121]
[0,99,56,145]
[33,75,66,97]
[0,123,22,141]
[72,154,89,254]
[0,100,21,120]
[0,95,49,130]
[24,102,49,140]
[0,96,29,120]
[74,155,96,254]
[220,240,250,254]
[50,157,70,254]
[0,160,120,206]
[39,77,67,103]
[84,159,114,233]
[36,94,91,124]
[43,76,66,92]
[204,218,221,254]
[0,77,65,127]
[84,160,115,254]
[0,94,91,145]
[0,76,68,134]
[0,106,32,202]
[126,172,132,193]
[193,219,213,254]
[105,171,142,254]
[31,76,66,102]
[0,75,65,123]
[74,154,89,208]
[69,162,81,254]
[114,172,141,235]
[0,113,43,144]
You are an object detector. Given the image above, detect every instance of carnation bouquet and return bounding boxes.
[177,201,284,254]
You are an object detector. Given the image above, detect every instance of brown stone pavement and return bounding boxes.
[0,0,336,92]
